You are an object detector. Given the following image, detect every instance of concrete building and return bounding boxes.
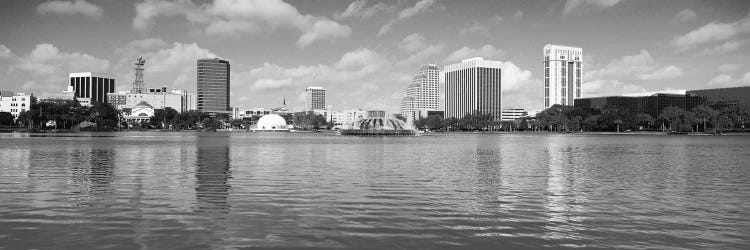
[444,57,503,121]
[0,91,31,119]
[501,108,528,121]
[69,72,116,104]
[197,58,230,112]
[544,44,582,108]
[304,87,326,111]
[400,64,440,119]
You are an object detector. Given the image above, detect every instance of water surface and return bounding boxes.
[0,132,748,249]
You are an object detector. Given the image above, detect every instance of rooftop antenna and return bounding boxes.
[132,57,145,94]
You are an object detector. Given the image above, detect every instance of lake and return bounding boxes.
[0,132,748,249]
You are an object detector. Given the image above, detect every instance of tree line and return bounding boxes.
[414,104,750,133]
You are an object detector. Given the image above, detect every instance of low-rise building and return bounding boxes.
[501,107,528,121]
[0,91,31,119]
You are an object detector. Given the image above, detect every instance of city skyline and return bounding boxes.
[1,0,750,113]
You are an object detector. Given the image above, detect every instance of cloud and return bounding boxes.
[672,9,696,23]
[334,0,394,20]
[562,0,623,16]
[252,78,293,91]
[718,63,741,73]
[582,80,645,97]
[586,50,682,81]
[397,43,445,67]
[0,43,110,95]
[397,33,427,53]
[742,72,750,83]
[637,65,683,80]
[671,11,750,51]
[378,0,439,36]
[0,44,12,58]
[707,74,733,86]
[699,39,750,55]
[444,45,504,62]
[133,0,351,47]
[459,15,504,36]
[36,0,103,19]
[501,62,532,92]
[512,10,524,19]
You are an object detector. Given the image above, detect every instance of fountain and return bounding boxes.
[340,117,416,136]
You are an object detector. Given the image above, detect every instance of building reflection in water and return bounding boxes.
[543,136,588,242]
[195,134,232,215]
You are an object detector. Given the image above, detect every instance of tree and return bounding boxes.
[0,112,14,126]
[150,107,180,129]
[633,113,655,130]
[692,105,715,132]
[658,106,694,132]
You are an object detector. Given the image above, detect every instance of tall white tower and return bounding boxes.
[544,44,582,108]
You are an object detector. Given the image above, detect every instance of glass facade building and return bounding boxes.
[686,86,750,110]
[69,72,116,104]
[575,93,712,117]
[197,58,230,112]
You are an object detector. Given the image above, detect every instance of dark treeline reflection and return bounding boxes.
[195,134,232,214]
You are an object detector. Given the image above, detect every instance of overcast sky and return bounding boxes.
[1,0,749,112]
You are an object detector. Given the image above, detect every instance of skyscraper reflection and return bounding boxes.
[195,134,232,215]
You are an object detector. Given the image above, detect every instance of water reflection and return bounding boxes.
[544,136,588,244]
[195,134,232,214]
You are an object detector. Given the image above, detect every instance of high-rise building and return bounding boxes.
[132,57,145,94]
[399,64,440,119]
[444,57,503,121]
[304,86,326,111]
[544,44,583,108]
[69,72,116,104]
[197,58,230,112]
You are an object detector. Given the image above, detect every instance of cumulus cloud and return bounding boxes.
[671,11,750,51]
[397,43,445,67]
[133,0,351,47]
[582,80,645,97]
[0,43,110,95]
[444,45,504,62]
[252,78,293,91]
[563,0,623,16]
[0,45,12,58]
[637,65,683,80]
[512,10,524,19]
[378,0,439,36]
[459,15,504,36]
[397,33,427,53]
[334,0,394,20]
[36,0,103,19]
[718,63,741,73]
[586,50,682,81]
[707,74,733,86]
[699,39,750,55]
[672,9,696,23]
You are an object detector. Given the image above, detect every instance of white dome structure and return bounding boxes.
[252,114,289,132]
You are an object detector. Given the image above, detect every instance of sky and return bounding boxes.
[1,0,749,112]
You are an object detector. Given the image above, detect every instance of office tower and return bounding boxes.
[444,57,503,121]
[544,44,582,108]
[304,86,326,111]
[132,57,145,94]
[399,64,440,119]
[69,72,116,104]
[197,58,230,112]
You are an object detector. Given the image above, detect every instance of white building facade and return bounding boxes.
[0,91,31,119]
[444,57,503,121]
[544,44,583,108]
[304,87,326,111]
[400,64,440,119]
[501,107,528,121]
